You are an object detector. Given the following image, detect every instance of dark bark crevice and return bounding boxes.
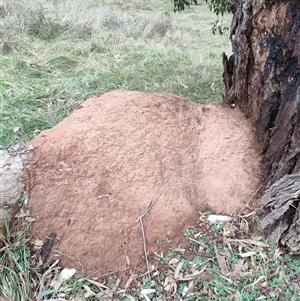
[223,0,300,253]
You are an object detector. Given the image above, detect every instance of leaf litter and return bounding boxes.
[2,204,299,301]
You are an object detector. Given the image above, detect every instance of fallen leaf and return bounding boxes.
[84,285,96,298]
[25,216,36,223]
[169,258,179,265]
[207,215,232,223]
[140,288,156,301]
[174,261,184,279]
[259,281,268,288]
[239,251,256,257]
[53,268,76,290]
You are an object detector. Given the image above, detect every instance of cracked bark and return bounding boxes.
[223,0,300,252]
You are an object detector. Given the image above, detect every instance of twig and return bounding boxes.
[53,250,84,270]
[138,185,163,280]
[238,184,263,217]
[108,278,121,297]
[138,202,154,281]
[241,275,266,292]
[214,245,229,276]
[42,259,60,277]
[83,278,109,290]
[90,266,130,278]
[44,299,68,301]
[227,238,269,248]
[134,266,156,280]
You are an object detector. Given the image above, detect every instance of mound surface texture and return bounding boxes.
[26,90,261,276]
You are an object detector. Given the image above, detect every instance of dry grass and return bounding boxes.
[0,0,231,146]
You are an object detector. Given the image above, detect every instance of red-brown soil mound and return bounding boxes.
[26,90,261,276]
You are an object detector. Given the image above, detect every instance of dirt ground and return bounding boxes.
[25,90,262,277]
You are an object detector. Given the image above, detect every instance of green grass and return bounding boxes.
[0,0,231,146]
[0,221,38,301]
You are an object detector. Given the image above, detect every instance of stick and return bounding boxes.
[238,184,263,216]
[87,266,130,279]
[138,186,163,280]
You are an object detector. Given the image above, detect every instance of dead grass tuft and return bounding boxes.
[126,11,173,40]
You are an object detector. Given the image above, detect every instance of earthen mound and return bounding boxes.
[26,90,261,276]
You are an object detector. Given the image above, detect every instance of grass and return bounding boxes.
[0,0,231,146]
[0,221,38,300]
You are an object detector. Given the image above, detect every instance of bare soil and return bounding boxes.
[25,90,262,277]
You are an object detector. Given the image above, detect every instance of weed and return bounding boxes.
[156,237,172,245]
[18,192,29,208]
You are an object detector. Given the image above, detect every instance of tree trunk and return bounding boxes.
[222,0,300,252]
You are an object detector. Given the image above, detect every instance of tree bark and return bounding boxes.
[222,0,300,252]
